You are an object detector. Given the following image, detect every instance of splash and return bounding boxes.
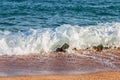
[0,22,120,55]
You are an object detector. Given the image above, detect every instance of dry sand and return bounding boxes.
[0,72,120,80]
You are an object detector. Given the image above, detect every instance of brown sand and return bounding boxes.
[0,49,120,80]
[0,72,120,80]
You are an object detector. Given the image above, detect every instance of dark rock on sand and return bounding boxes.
[104,47,110,49]
[56,43,69,52]
[72,48,77,51]
[61,43,69,50]
[56,48,65,52]
[93,44,103,52]
[117,47,120,50]
[85,47,89,50]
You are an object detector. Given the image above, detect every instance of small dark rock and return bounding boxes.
[85,47,89,50]
[61,43,69,50]
[96,44,103,51]
[73,48,77,51]
[117,47,120,50]
[56,48,65,52]
[56,43,69,52]
[93,44,103,52]
[114,46,116,49]
[104,47,109,49]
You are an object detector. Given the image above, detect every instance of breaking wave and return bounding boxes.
[0,22,120,55]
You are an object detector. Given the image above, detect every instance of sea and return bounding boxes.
[0,0,120,55]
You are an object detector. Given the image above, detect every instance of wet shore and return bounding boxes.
[0,49,119,76]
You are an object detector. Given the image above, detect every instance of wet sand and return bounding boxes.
[0,49,120,79]
[0,72,120,80]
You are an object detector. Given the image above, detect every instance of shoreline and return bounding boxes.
[0,49,119,78]
[0,71,120,80]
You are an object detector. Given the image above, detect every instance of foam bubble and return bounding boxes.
[0,22,120,55]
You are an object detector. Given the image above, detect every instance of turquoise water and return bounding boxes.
[0,0,120,54]
[1,0,120,31]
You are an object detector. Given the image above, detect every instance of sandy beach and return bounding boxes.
[0,49,119,80]
[0,72,120,80]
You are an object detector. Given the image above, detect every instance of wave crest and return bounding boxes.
[0,23,120,55]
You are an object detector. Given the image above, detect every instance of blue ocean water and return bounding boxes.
[1,0,120,31]
[0,0,120,54]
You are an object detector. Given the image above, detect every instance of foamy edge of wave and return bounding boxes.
[0,22,120,55]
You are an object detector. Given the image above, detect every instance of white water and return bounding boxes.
[0,22,120,55]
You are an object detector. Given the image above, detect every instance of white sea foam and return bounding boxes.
[0,22,120,55]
